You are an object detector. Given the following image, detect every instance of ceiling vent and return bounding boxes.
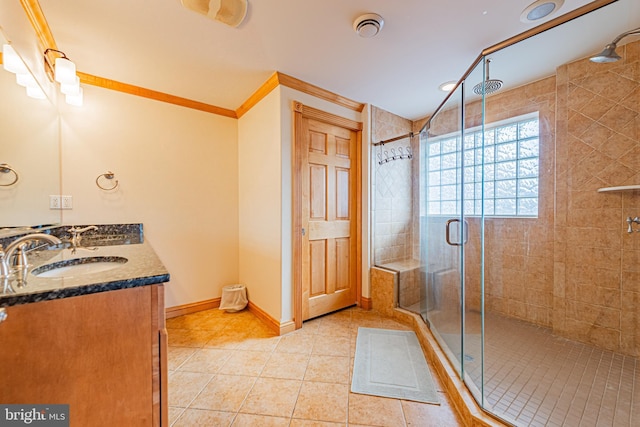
[353,13,384,38]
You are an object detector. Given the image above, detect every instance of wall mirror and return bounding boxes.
[0,52,61,235]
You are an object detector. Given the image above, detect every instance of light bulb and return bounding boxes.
[65,86,83,106]
[2,44,28,74]
[16,73,37,88]
[60,76,80,95]
[54,56,76,84]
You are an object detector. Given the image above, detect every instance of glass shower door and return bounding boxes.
[422,60,486,402]
[422,84,466,377]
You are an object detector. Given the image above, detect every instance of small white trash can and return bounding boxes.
[219,284,248,312]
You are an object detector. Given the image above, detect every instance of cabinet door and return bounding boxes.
[0,287,155,426]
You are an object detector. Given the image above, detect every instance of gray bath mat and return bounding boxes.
[351,327,440,404]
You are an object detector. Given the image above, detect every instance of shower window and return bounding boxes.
[425,112,539,217]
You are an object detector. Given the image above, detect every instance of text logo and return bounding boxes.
[0,405,69,427]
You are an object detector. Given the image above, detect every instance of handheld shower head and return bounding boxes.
[473,59,503,96]
[590,27,640,63]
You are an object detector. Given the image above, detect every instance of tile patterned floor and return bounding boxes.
[166,306,463,426]
[427,310,640,427]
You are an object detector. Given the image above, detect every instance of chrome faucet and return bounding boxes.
[0,233,62,279]
[68,225,98,253]
[627,216,640,234]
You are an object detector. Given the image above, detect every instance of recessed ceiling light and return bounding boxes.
[520,0,564,23]
[439,81,457,92]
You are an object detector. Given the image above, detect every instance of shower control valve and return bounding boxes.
[626,216,640,234]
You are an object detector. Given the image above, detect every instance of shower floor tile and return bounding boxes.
[422,308,640,427]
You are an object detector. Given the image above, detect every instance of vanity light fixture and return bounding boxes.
[44,48,83,106]
[1,43,46,100]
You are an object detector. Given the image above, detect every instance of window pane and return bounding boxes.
[442,169,457,185]
[518,198,538,216]
[484,164,495,181]
[519,158,539,178]
[519,138,539,158]
[464,166,475,183]
[484,181,495,198]
[484,129,495,144]
[496,161,517,180]
[519,120,538,139]
[428,186,441,200]
[442,201,457,215]
[496,179,517,198]
[497,142,517,162]
[441,185,457,200]
[484,200,495,215]
[442,153,457,169]
[429,171,440,186]
[496,125,517,143]
[423,114,539,219]
[429,156,441,171]
[495,198,516,215]
[464,149,474,165]
[442,138,458,153]
[484,146,495,163]
[464,200,475,215]
[518,178,538,197]
[464,134,475,150]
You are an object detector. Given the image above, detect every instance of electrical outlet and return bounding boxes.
[49,195,61,209]
[61,195,73,210]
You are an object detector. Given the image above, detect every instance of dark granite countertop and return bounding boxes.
[0,224,169,307]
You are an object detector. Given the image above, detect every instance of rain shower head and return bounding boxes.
[590,27,640,63]
[473,58,503,96]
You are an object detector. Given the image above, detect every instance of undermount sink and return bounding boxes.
[31,256,128,278]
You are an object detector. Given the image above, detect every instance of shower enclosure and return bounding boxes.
[373,0,640,425]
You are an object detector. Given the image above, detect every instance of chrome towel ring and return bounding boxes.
[0,163,19,187]
[96,171,119,191]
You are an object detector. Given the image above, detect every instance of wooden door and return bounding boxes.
[295,104,361,322]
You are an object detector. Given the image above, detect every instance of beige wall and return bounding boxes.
[59,84,239,309]
[555,40,640,355]
[371,106,416,265]
[238,87,283,321]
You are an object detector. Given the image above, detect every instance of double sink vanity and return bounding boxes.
[0,224,170,426]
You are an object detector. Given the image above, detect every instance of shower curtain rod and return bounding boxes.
[372,132,416,146]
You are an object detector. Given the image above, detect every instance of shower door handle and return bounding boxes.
[445,218,469,246]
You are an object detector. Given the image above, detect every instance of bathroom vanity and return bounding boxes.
[0,225,170,427]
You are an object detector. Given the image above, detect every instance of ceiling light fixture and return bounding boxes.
[2,43,46,100]
[520,0,564,23]
[353,13,384,38]
[439,81,457,92]
[44,48,83,106]
[181,0,248,27]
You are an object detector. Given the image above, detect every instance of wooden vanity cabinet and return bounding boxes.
[0,284,168,427]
